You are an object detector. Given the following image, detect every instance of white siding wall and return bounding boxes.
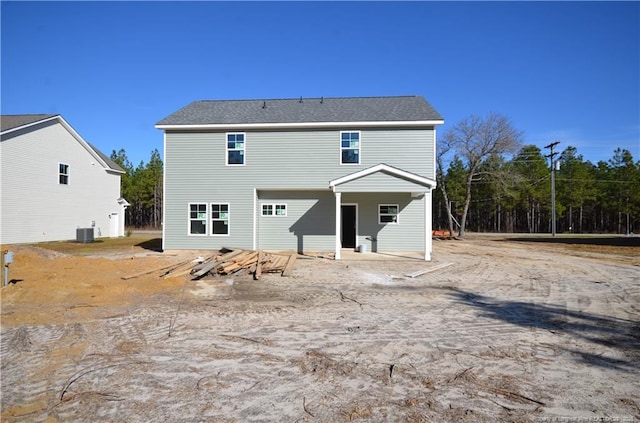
[1,120,122,244]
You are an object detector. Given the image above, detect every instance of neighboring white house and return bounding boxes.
[0,114,128,245]
[156,96,443,260]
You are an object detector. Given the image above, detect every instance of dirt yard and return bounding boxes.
[1,235,639,422]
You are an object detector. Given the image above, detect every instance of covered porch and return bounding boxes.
[329,164,437,261]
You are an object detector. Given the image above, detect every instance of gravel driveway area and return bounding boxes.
[1,236,639,422]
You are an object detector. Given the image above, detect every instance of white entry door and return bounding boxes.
[109,213,119,237]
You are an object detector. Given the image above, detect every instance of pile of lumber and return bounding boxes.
[121,248,297,281]
[432,230,459,240]
[190,249,297,280]
[432,230,452,237]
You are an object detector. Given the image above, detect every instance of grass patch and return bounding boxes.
[33,233,161,255]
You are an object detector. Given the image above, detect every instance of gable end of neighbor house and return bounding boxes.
[1,114,127,244]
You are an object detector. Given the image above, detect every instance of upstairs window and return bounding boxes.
[189,203,207,235]
[379,204,399,224]
[59,163,69,185]
[227,133,245,165]
[340,131,360,164]
[211,203,230,235]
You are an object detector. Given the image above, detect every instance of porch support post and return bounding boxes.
[252,188,257,251]
[424,190,432,261]
[335,191,342,260]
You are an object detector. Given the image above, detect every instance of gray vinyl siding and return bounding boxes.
[335,171,431,193]
[163,133,254,250]
[342,193,425,252]
[0,120,122,244]
[255,191,424,253]
[257,191,335,252]
[163,127,435,250]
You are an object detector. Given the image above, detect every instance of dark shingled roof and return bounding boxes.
[1,114,57,132]
[87,142,125,173]
[1,114,124,173]
[156,95,443,126]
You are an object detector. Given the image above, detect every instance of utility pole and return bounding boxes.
[545,141,560,237]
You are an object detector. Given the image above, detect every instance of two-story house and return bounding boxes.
[156,96,443,260]
[0,114,128,245]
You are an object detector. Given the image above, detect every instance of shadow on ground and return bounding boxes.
[504,236,640,247]
[447,288,640,371]
[136,238,163,252]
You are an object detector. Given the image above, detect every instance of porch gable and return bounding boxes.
[329,163,436,193]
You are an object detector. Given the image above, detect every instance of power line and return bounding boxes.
[544,141,560,237]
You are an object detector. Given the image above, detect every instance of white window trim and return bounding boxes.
[226,132,246,166]
[378,204,399,225]
[340,130,361,165]
[210,202,231,236]
[261,203,287,217]
[188,203,208,236]
[58,162,69,185]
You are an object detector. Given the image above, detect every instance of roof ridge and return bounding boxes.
[0,113,58,116]
[195,95,422,103]
[157,95,443,126]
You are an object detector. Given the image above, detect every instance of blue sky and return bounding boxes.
[2,1,638,167]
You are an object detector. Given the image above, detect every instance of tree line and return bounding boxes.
[110,149,163,229]
[109,119,639,235]
[435,113,640,235]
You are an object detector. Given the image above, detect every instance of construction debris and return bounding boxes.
[121,248,298,281]
[404,262,453,278]
[193,248,298,280]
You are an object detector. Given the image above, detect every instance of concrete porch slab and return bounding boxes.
[339,249,425,261]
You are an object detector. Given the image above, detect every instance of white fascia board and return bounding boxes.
[0,115,60,136]
[56,115,122,172]
[1,114,121,173]
[155,120,445,131]
[329,163,437,190]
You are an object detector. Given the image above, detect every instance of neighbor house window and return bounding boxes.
[211,203,230,235]
[262,204,287,217]
[340,131,360,164]
[227,133,245,165]
[379,204,399,224]
[189,203,207,235]
[59,163,69,185]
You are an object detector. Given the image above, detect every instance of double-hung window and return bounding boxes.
[189,203,207,235]
[227,133,245,165]
[211,203,230,235]
[379,204,399,224]
[59,163,69,185]
[261,203,287,217]
[340,131,360,164]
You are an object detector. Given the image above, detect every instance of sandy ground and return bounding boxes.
[1,237,639,422]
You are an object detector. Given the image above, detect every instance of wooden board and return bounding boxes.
[191,250,245,279]
[281,253,297,277]
[122,261,187,280]
[404,262,453,278]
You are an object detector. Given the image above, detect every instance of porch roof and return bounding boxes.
[329,163,436,193]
